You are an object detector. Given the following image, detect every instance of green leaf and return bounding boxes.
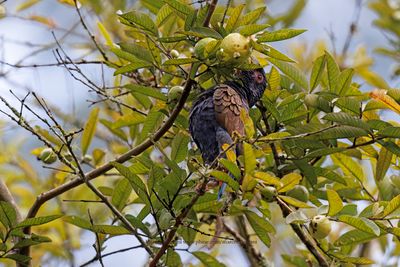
[282,255,308,267]
[119,11,158,35]
[323,112,371,131]
[112,113,147,128]
[170,132,190,162]
[163,0,194,16]
[245,210,275,247]
[277,172,302,193]
[376,147,393,182]
[238,7,266,26]
[243,143,256,174]
[15,215,62,228]
[111,179,132,211]
[163,58,199,65]
[5,253,31,264]
[238,24,270,36]
[378,126,400,138]
[112,162,148,203]
[253,42,295,62]
[125,84,167,101]
[219,159,241,179]
[225,4,245,33]
[210,170,239,191]
[192,251,226,267]
[91,225,130,235]
[268,66,281,91]
[382,194,400,218]
[119,42,154,63]
[114,61,153,75]
[279,195,311,208]
[63,216,92,230]
[309,54,326,92]
[334,229,376,246]
[325,51,340,93]
[327,189,343,216]
[156,4,174,26]
[317,126,368,140]
[81,107,99,155]
[268,58,308,89]
[126,215,151,236]
[331,154,365,182]
[257,28,306,42]
[0,201,17,228]
[338,215,380,236]
[166,249,182,267]
[335,68,354,95]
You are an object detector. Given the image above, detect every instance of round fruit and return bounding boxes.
[194,37,217,60]
[216,33,251,66]
[261,186,277,202]
[310,215,331,239]
[167,86,184,104]
[304,94,319,108]
[82,154,93,163]
[287,185,309,202]
[170,49,180,58]
[0,6,5,19]
[39,148,57,164]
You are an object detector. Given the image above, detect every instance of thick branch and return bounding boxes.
[21,77,195,252]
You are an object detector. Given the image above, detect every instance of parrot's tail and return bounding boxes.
[217,172,235,200]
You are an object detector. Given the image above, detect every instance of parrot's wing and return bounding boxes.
[213,85,246,138]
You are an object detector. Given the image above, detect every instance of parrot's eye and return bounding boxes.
[254,72,265,84]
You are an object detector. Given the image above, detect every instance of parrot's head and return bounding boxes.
[236,68,267,106]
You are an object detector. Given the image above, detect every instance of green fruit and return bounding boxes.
[310,215,331,239]
[261,186,277,202]
[39,148,57,164]
[194,37,217,59]
[217,33,251,66]
[304,94,331,113]
[0,6,5,19]
[82,154,93,163]
[170,49,180,58]
[287,185,309,202]
[390,175,400,188]
[304,94,319,108]
[167,86,184,105]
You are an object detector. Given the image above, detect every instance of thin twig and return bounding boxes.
[73,0,108,61]
[80,245,143,267]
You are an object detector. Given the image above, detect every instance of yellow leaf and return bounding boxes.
[243,143,256,174]
[278,172,302,193]
[254,171,282,186]
[16,0,41,12]
[81,107,99,155]
[369,89,400,115]
[327,189,343,216]
[28,15,56,28]
[268,66,281,91]
[97,21,113,47]
[58,0,75,6]
[221,143,236,162]
[240,109,255,138]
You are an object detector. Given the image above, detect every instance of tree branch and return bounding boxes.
[148,179,208,267]
[277,198,330,267]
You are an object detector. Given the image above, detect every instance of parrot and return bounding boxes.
[189,68,267,199]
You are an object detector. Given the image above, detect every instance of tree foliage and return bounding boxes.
[0,0,400,266]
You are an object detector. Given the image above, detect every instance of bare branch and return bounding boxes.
[73,0,108,61]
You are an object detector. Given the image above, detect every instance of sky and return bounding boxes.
[0,0,397,266]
